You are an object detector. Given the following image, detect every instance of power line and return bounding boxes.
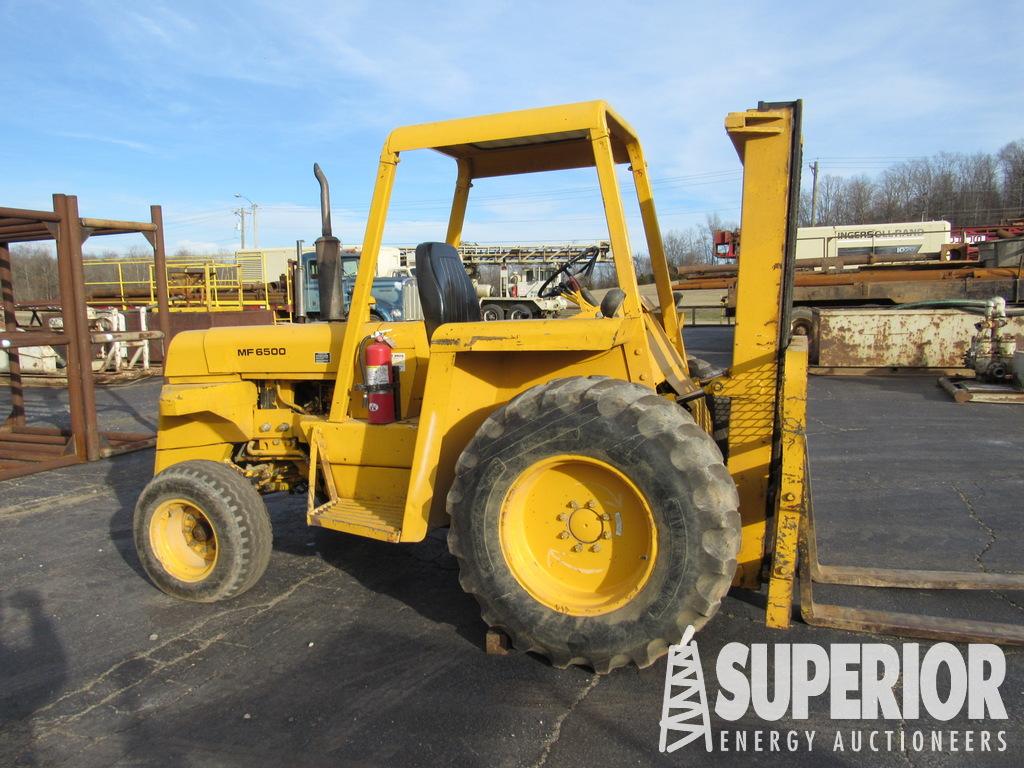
[815,155,927,160]
[257,169,742,214]
[155,169,744,241]
[164,209,235,224]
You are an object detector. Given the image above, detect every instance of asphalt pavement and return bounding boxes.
[1,326,1022,767]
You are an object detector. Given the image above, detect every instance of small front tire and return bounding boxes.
[134,460,273,602]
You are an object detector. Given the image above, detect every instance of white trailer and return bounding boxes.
[795,221,952,265]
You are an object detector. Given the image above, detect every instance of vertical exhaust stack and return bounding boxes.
[313,163,345,322]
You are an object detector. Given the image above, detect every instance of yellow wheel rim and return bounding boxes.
[499,454,657,616]
[148,498,219,582]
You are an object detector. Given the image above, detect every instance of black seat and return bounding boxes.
[415,242,481,339]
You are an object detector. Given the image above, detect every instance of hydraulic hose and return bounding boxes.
[895,299,1024,316]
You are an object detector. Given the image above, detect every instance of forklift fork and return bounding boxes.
[766,336,1024,645]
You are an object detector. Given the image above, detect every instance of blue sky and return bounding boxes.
[2,0,1021,255]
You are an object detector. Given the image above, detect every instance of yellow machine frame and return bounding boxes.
[151,100,1024,646]
[156,100,809,618]
[320,102,801,582]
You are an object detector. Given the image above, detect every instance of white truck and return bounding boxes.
[475,262,568,320]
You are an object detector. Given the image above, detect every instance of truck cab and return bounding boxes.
[298,250,410,322]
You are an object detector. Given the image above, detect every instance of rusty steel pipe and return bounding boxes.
[53,194,89,461]
[0,206,61,222]
[9,425,71,436]
[0,219,48,228]
[150,205,172,355]
[0,440,64,455]
[0,242,26,427]
[64,195,101,462]
[0,454,82,482]
[89,329,164,343]
[676,251,965,278]
[0,331,67,348]
[4,330,165,347]
[0,225,51,239]
[0,430,70,445]
[0,444,66,461]
[103,430,158,443]
[100,430,157,453]
[79,217,157,232]
[0,233,59,244]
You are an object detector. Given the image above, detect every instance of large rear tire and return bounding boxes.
[447,377,740,673]
[134,460,273,603]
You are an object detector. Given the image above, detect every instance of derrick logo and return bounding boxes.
[237,347,286,357]
[658,627,1008,756]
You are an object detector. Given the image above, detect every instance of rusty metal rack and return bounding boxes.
[0,195,171,481]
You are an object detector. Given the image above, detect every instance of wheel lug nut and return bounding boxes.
[602,531,612,539]
[601,513,610,521]
[558,531,569,539]
[557,513,568,521]
[568,500,579,510]
[572,544,583,553]
[591,544,601,553]
[585,500,596,509]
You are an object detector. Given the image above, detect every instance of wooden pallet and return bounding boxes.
[938,376,1024,404]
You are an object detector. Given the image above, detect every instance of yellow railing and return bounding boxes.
[83,255,292,322]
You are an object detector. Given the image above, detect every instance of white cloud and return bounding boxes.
[5,0,1022,251]
[51,131,155,153]
[167,239,232,255]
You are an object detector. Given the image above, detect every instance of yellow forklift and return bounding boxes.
[135,100,1023,673]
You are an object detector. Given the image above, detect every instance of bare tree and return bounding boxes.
[631,251,653,285]
[9,245,59,301]
[802,139,1024,227]
[998,141,1024,214]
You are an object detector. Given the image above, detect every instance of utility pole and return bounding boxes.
[808,160,820,226]
[235,193,258,250]
[235,207,247,249]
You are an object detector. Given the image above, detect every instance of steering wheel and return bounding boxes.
[537,247,602,299]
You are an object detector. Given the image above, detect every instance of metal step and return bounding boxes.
[309,497,405,543]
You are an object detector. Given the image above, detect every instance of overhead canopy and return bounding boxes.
[384,100,637,178]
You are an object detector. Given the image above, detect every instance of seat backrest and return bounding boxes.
[415,242,481,338]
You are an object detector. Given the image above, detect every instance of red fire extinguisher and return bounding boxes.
[361,333,396,424]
